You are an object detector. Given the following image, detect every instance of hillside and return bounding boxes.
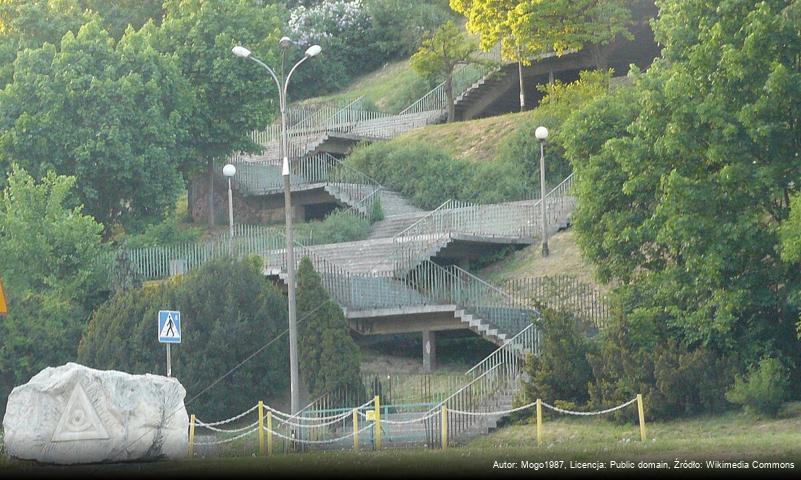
[395,110,533,164]
[478,229,606,292]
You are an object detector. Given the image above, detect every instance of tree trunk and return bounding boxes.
[592,44,608,71]
[518,61,526,112]
[207,157,214,227]
[445,72,455,123]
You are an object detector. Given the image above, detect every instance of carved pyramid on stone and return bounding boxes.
[51,382,109,442]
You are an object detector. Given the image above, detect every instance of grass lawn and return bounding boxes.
[478,229,606,292]
[5,403,800,477]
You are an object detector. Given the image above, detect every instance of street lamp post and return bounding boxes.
[233,40,321,416]
[223,164,236,239]
[535,126,549,257]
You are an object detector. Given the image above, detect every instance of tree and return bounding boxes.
[79,256,290,419]
[450,0,634,106]
[561,0,801,373]
[410,20,478,122]
[0,166,109,415]
[0,19,195,231]
[296,257,362,401]
[155,0,282,226]
[0,0,90,87]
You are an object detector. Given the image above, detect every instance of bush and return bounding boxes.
[345,141,527,209]
[726,357,789,417]
[123,216,203,249]
[521,308,595,407]
[295,209,371,245]
[587,304,737,421]
[78,256,289,419]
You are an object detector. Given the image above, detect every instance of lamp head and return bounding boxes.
[535,126,549,141]
[279,36,293,49]
[232,46,251,58]
[305,45,322,58]
[223,164,236,177]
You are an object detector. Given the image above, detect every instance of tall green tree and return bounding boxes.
[296,257,362,400]
[410,20,478,122]
[79,256,290,419]
[155,0,282,226]
[0,19,195,231]
[0,0,89,87]
[0,166,109,415]
[562,0,801,363]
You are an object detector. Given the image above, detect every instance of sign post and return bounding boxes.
[158,310,181,377]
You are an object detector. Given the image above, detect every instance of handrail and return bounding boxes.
[465,324,535,377]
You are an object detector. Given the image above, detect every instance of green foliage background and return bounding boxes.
[78,256,290,419]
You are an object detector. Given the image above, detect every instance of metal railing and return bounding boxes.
[400,43,502,116]
[222,153,383,219]
[392,173,576,276]
[502,276,610,330]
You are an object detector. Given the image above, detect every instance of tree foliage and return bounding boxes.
[296,257,362,401]
[450,0,634,68]
[410,20,478,122]
[0,167,108,415]
[78,256,289,419]
[561,0,801,406]
[0,19,195,230]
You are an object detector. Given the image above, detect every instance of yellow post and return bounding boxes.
[188,414,196,458]
[374,395,382,450]
[441,405,448,449]
[258,401,265,456]
[536,399,542,447]
[637,394,647,442]
[267,411,273,456]
[353,408,359,451]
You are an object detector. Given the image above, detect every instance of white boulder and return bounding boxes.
[2,362,188,464]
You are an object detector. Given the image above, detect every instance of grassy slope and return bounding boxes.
[478,230,606,292]
[300,59,423,112]
[396,110,534,164]
[9,403,800,475]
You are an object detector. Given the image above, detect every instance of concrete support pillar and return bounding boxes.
[422,330,437,372]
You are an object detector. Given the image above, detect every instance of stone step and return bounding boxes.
[368,211,431,239]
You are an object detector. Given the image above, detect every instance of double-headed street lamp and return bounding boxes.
[233,39,321,416]
[535,126,549,257]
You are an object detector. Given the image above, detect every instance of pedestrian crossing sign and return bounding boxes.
[158,310,181,344]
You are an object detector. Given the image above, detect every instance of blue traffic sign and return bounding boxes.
[158,310,181,344]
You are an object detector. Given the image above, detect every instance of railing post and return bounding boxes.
[188,414,196,458]
[258,401,265,456]
[374,395,382,450]
[353,408,359,451]
[637,394,647,441]
[536,399,542,446]
[267,411,273,456]
[441,405,448,449]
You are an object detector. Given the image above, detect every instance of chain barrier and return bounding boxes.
[193,425,261,446]
[195,420,259,434]
[357,408,439,425]
[192,404,259,426]
[541,397,638,416]
[263,422,375,445]
[264,398,374,423]
[448,397,637,417]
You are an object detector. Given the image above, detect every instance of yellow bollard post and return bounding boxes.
[374,395,382,450]
[441,405,448,449]
[637,394,647,442]
[267,411,273,456]
[188,414,196,458]
[536,399,542,447]
[258,401,265,456]
[353,408,359,451]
